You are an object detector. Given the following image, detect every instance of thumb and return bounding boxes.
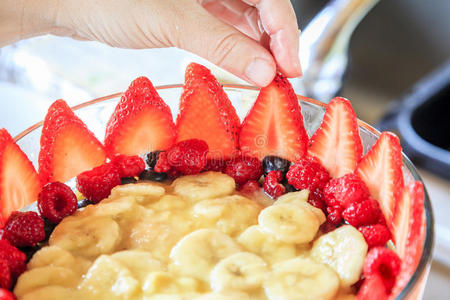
[171,4,276,86]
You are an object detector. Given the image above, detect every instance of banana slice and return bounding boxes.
[145,294,203,300]
[82,196,137,217]
[274,191,326,225]
[264,257,339,300]
[143,271,200,295]
[192,195,261,236]
[110,183,165,204]
[311,225,368,287]
[50,215,121,258]
[172,172,235,201]
[150,195,187,211]
[20,286,81,300]
[170,229,241,281]
[210,252,268,292]
[14,266,78,298]
[79,255,140,299]
[258,203,320,244]
[237,226,297,265]
[196,292,251,300]
[111,250,164,282]
[28,246,92,274]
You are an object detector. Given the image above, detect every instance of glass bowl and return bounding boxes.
[14,84,434,299]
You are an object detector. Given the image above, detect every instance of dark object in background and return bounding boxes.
[379,60,450,180]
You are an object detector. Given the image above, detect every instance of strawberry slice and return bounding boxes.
[39,100,107,184]
[239,74,308,161]
[0,129,42,224]
[308,97,363,178]
[356,132,404,231]
[176,63,240,159]
[390,181,426,299]
[105,76,176,156]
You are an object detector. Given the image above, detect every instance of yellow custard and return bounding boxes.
[14,172,366,300]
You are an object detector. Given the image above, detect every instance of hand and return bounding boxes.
[2,0,301,86]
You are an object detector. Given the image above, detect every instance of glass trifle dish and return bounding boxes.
[0,63,433,300]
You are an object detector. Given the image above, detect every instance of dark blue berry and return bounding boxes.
[77,198,92,209]
[42,217,56,240]
[139,169,167,182]
[146,150,163,170]
[262,156,291,176]
[121,177,137,184]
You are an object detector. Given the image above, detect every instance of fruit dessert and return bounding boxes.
[0,63,426,300]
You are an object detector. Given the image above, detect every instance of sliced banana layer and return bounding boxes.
[274,190,326,225]
[143,271,201,295]
[111,250,164,282]
[150,195,187,211]
[79,255,140,299]
[170,229,242,281]
[20,286,81,300]
[50,216,121,258]
[258,203,320,244]
[264,257,339,300]
[196,292,251,300]
[237,225,297,265]
[172,172,235,201]
[192,195,261,236]
[311,225,368,287]
[14,266,78,298]
[110,183,165,204]
[210,252,268,293]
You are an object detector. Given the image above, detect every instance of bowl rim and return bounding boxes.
[13,83,434,299]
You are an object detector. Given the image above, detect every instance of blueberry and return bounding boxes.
[77,198,93,209]
[121,177,137,184]
[262,156,291,175]
[283,181,297,193]
[139,169,167,182]
[42,218,57,240]
[146,150,163,170]
[20,246,40,262]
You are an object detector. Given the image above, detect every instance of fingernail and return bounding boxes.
[245,58,274,86]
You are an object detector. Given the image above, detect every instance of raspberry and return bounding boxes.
[166,139,209,175]
[146,150,162,170]
[38,182,78,224]
[308,190,326,212]
[326,206,342,225]
[2,212,45,247]
[323,173,370,208]
[76,163,121,203]
[0,288,16,300]
[239,180,260,196]
[0,240,26,279]
[112,155,145,178]
[286,157,330,195]
[358,224,391,248]
[363,247,401,294]
[0,259,11,290]
[263,171,285,198]
[224,155,263,186]
[342,198,381,227]
[203,158,227,172]
[154,151,171,173]
[357,274,388,300]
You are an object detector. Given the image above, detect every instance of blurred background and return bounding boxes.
[0,0,449,298]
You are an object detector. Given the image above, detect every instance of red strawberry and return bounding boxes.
[176,63,240,159]
[0,129,42,223]
[105,76,176,156]
[390,181,426,298]
[239,74,308,162]
[308,97,363,178]
[38,100,106,184]
[356,132,404,231]
[357,274,388,300]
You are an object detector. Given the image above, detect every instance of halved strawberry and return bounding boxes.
[356,132,404,231]
[308,97,363,178]
[38,100,107,184]
[357,274,388,300]
[239,74,308,161]
[390,181,426,298]
[0,129,42,224]
[105,76,176,156]
[176,63,240,159]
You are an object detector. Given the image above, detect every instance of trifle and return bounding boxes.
[0,63,432,299]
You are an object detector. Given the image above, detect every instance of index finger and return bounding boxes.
[245,0,301,77]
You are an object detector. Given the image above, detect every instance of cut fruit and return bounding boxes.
[105,76,176,156]
[239,74,308,161]
[390,181,426,298]
[38,100,106,184]
[356,132,404,231]
[176,63,240,159]
[308,97,363,178]
[0,129,42,223]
